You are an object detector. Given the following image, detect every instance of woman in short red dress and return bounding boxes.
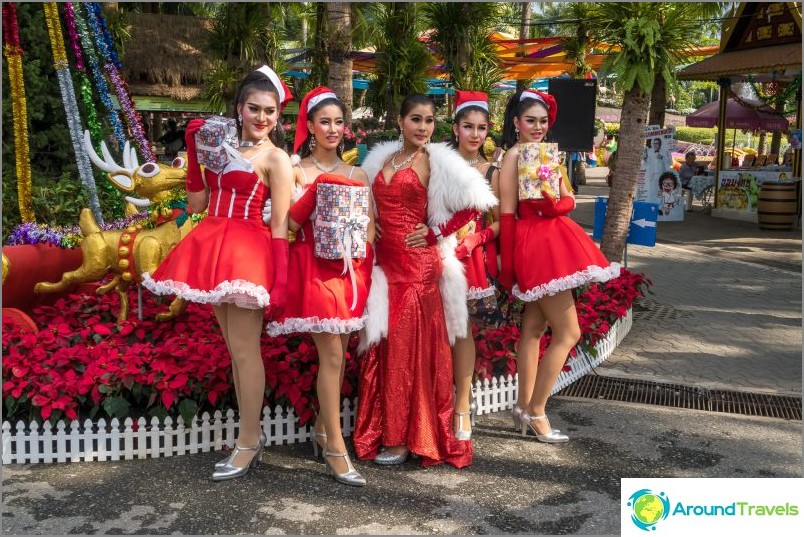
[498,90,621,443]
[142,66,295,481]
[354,94,496,468]
[266,86,374,486]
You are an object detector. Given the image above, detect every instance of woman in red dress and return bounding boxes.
[142,66,295,480]
[497,90,621,443]
[448,91,501,441]
[354,95,497,468]
[266,86,374,486]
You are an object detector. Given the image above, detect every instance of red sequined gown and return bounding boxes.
[353,167,473,468]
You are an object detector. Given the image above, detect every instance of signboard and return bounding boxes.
[636,125,684,222]
[593,197,659,247]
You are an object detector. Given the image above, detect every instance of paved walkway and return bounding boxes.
[2,167,801,536]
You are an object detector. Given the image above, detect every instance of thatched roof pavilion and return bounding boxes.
[120,12,213,106]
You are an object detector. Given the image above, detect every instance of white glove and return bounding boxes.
[262,198,272,225]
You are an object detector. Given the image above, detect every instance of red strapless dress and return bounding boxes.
[142,160,275,309]
[512,199,621,301]
[266,177,373,336]
[353,167,473,468]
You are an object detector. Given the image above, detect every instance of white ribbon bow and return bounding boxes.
[316,214,370,310]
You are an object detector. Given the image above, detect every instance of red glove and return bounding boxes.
[539,196,576,217]
[498,213,516,291]
[424,208,478,245]
[270,238,289,318]
[485,233,499,278]
[184,119,207,193]
[455,227,494,260]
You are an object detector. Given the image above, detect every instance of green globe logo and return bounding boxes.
[627,489,670,531]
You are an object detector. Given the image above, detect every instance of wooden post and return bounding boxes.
[714,78,731,209]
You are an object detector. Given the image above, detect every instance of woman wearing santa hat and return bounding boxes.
[446,90,501,441]
[353,94,497,468]
[266,86,374,487]
[143,65,295,481]
[497,90,620,444]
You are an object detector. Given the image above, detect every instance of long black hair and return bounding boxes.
[449,104,490,160]
[500,91,550,150]
[233,70,286,151]
[298,97,348,159]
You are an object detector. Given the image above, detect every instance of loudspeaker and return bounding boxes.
[547,78,597,152]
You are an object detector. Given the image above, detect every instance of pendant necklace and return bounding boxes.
[465,154,481,167]
[239,138,266,148]
[390,149,418,172]
[311,156,341,173]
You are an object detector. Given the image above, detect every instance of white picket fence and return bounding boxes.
[2,310,631,465]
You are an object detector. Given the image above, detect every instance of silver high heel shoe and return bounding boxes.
[215,431,266,469]
[312,431,328,459]
[324,450,366,487]
[469,387,478,427]
[374,447,410,466]
[454,411,472,441]
[512,404,560,433]
[211,437,266,481]
[519,410,568,443]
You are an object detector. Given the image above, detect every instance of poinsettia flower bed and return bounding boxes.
[2,269,650,427]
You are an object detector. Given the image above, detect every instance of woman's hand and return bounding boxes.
[404,223,430,248]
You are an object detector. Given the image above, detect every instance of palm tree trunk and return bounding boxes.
[648,72,666,127]
[516,2,532,93]
[600,85,650,262]
[327,2,353,127]
[757,130,767,155]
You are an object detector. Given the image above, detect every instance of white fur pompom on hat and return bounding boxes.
[290,154,301,166]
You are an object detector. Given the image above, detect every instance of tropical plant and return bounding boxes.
[588,2,703,262]
[365,3,434,128]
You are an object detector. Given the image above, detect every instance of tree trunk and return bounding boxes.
[326,2,353,127]
[600,85,650,263]
[757,130,767,155]
[515,2,532,93]
[647,72,666,127]
[769,94,785,157]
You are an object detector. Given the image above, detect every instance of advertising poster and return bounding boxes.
[636,125,683,222]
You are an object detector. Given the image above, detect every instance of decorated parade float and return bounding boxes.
[2,3,649,464]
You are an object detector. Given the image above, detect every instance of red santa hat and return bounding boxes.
[454,90,489,116]
[293,86,339,156]
[520,90,558,127]
[255,65,294,109]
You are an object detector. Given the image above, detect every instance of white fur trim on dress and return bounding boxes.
[438,235,469,344]
[141,273,270,310]
[512,263,622,302]
[266,315,365,336]
[358,263,388,353]
[467,285,496,301]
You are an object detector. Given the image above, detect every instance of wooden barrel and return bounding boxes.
[757,182,799,230]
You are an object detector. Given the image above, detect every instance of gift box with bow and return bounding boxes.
[517,142,562,201]
[195,116,239,173]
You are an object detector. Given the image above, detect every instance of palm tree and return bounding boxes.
[366,3,433,128]
[588,3,702,262]
[326,3,353,126]
[647,3,728,127]
[422,2,503,92]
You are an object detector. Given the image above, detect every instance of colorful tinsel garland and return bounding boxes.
[6,213,151,249]
[84,2,154,162]
[2,3,35,223]
[44,2,104,224]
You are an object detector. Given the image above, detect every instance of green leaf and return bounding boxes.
[178,399,199,427]
[102,396,131,420]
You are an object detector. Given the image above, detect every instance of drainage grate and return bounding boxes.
[632,299,692,322]
[556,374,802,420]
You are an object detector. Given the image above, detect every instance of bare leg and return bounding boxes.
[452,320,475,435]
[223,305,266,467]
[526,290,580,435]
[213,305,240,413]
[516,301,548,408]
[312,332,349,474]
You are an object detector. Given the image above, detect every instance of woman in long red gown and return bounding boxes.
[354,95,497,468]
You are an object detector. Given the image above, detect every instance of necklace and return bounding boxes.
[311,156,341,173]
[239,138,266,148]
[464,154,481,167]
[390,149,418,172]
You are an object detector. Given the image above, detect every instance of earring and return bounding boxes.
[515,127,520,140]
[339,139,345,154]
[398,132,403,144]
[238,114,243,124]
[309,137,316,151]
